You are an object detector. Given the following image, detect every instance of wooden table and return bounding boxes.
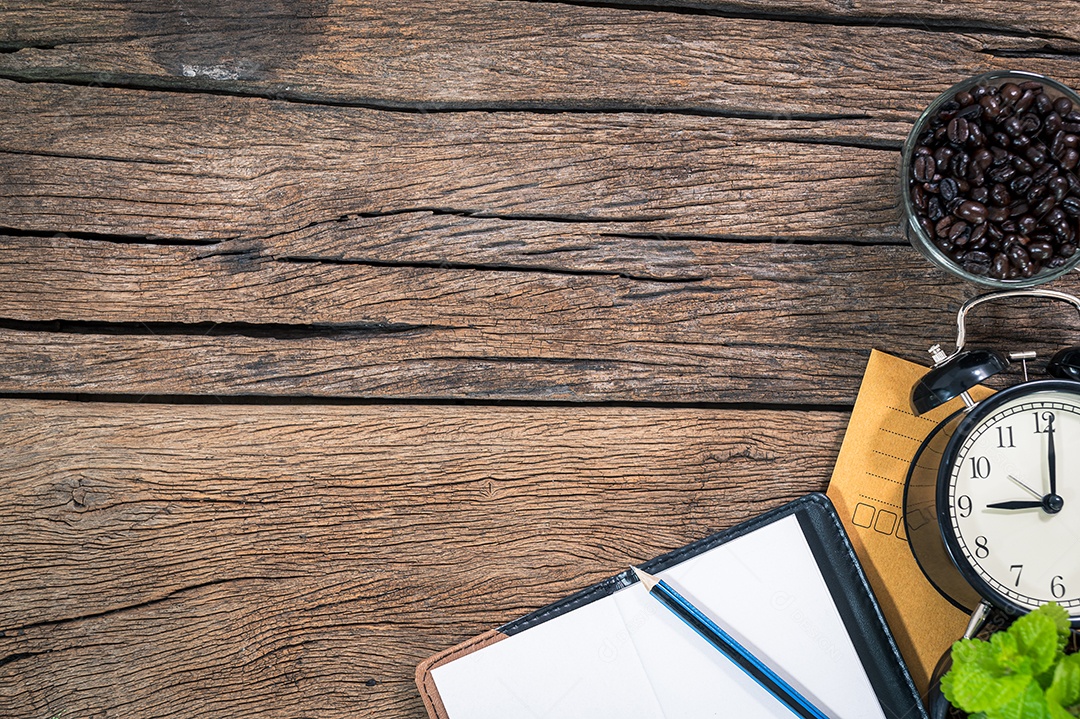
[3,2,1080,717]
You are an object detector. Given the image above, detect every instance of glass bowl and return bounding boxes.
[901,70,1080,287]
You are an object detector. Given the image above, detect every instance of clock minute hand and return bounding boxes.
[1047,425,1057,497]
[986,500,1045,510]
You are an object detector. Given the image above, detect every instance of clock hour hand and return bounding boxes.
[986,500,1045,510]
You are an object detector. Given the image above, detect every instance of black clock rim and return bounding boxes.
[936,378,1080,624]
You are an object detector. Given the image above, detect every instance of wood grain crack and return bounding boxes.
[504,0,1075,41]
[275,255,706,284]
[0,390,855,412]
[980,45,1080,58]
[0,226,222,247]
[0,318,457,340]
[1,575,303,636]
[0,71,871,120]
[0,147,171,165]
[0,650,46,668]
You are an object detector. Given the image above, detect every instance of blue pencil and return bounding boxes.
[632,566,831,719]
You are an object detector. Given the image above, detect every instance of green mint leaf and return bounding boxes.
[993,630,1034,675]
[1046,702,1074,719]
[984,677,1051,719]
[1047,654,1080,708]
[1012,608,1064,676]
[945,661,1031,713]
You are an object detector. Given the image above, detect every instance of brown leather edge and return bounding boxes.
[415,629,509,719]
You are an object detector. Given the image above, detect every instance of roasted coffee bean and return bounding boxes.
[1036,93,1055,115]
[952,151,970,177]
[1055,97,1074,116]
[957,103,981,119]
[971,186,990,204]
[1050,176,1070,201]
[935,145,955,166]
[1019,214,1038,235]
[988,206,1011,223]
[990,146,1009,165]
[1010,202,1030,217]
[1063,149,1079,170]
[939,177,959,202]
[1011,156,1034,174]
[1020,113,1041,133]
[1061,243,1078,257]
[935,216,955,238]
[948,117,970,144]
[1046,207,1066,225]
[1062,196,1080,216]
[1016,90,1036,113]
[1001,83,1022,103]
[1046,112,1064,135]
[927,196,944,221]
[913,155,935,182]
[962,250,992,275]
[991,184,1012,206]
[1025,146,1047,165]
[1010,174,1034,195]
[970,221,988,244]
[991,252,1011,278]
[1008,243,1033,273]
[1029,241,1055,260]
[1032,163,1057,184]
[1035,197,1057,217]
[955,200,988,223]
[956,91,974,107]
[989,164,1017,182]
[950,221,972,244]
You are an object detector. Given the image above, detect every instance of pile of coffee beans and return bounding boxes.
[908,78,1080,280]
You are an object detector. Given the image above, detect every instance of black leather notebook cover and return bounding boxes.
[417,493,928,719]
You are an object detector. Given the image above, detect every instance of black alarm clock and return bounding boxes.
[904,288,1080,628]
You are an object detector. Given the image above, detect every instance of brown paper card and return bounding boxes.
[827,349,994,694]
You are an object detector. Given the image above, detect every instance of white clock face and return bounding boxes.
[948,387,1080,617]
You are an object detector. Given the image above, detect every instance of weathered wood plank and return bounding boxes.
[0,400,846,718]
[1,0,1079,113]
[0,80,910,242]
[3,228,1080,403]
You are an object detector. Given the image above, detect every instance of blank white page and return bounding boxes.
[431,514,887,719]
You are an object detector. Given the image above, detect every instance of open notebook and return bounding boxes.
[417,494,927,719]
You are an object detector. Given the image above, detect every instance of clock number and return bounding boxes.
[957,495,973,518]
[1033,411,1056,434]
[1010,564,1023,587]
[969,456,991,479]
[996,426,1015,448]
[974,536,990,559]
[1052,576,1066,599]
